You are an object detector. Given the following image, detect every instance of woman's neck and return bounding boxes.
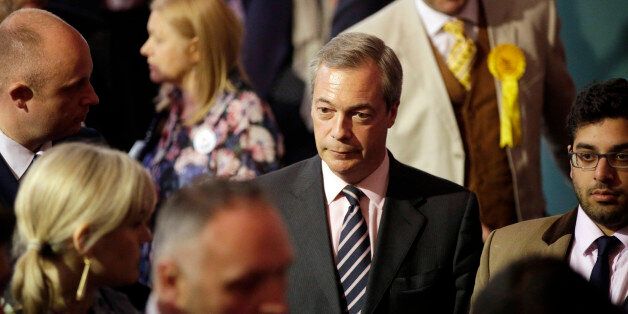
[179,75,200,121]
[55,256,97,314]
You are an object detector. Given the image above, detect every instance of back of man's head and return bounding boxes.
[474,256,623,314]
[566,78,628,142]
[152,177,293,314]
[152,178,270,262]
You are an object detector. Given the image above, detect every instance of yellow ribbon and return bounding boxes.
[488,44,525,148]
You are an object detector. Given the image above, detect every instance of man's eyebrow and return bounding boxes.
[60,77,88,90]
[347,103,372,111]
[610,143,628,151]
[574,143,596,150]
[314,97,332,105]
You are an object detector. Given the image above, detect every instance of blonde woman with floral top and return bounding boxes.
[138,0,283,201]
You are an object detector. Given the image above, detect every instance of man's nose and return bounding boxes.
[595,157,617,183]
[331,115,352,140]
[83,83,99,107]
[140,41,149,57]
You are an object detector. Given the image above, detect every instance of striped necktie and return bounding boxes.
[337,185,370,314]
[443,19,476,90]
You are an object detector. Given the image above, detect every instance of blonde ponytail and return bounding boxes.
[11,247,65,313]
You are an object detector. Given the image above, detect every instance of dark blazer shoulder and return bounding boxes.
[54,127,107,146]
[388,156,471,199]
[0,153,18,210]
[256,156,321,186]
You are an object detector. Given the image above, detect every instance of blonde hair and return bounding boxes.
[11,143,156,313]
[152,0,243,125]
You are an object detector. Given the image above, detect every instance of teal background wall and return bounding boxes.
[542,0,628,215]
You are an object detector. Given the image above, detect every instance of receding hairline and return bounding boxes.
[0,8,90,90]
[2,8,87,50]
[3,8,70,30]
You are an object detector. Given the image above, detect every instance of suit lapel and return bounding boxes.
[364,157,426,313]
[541,209,578,259]
[287,157,343,310]
[0,153,19,209]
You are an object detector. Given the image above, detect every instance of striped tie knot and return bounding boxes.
[342,185,363,207]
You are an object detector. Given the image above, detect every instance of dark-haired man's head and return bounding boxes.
[566,78,628,235]
[567,78,628,143]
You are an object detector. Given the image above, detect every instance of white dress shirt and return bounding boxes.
[322,154,389,261]
[569,206,628,305]
[414,0,479,59]
[0,129,49,179]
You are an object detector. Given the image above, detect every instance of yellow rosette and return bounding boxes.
[488,44,525,148]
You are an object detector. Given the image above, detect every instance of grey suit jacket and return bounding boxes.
[256,154,482,313]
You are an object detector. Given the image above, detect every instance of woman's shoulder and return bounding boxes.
[231,82,264,105]
[92,287,141,314]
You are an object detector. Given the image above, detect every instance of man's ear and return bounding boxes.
[568,145,574,179]
[155,260,185,313]
[8,83,34,110]
[387,101,399,128]
[72,223,91,255]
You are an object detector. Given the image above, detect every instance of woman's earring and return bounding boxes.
[76,257,91,301]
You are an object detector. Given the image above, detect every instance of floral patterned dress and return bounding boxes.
[142,78,283,200]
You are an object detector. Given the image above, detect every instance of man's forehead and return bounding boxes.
[573,118,628,148]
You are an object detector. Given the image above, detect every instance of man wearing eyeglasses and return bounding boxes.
[471,78,628,312]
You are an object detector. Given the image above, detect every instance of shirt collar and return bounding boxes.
[0,129,51,179]
[573,205,628,256]
[322,153,389,206]
[415,0,479,37]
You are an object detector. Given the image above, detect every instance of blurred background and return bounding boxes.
[543,0,627,214]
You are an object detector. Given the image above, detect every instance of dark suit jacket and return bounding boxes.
[0,127,104,211]
[255,154,482,313]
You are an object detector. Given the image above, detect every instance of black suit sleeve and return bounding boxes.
[453,192,483,314]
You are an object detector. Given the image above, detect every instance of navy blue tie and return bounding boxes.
[337,185,370,314]
[589,235,620,299]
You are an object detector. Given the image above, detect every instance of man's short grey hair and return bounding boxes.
[0,9,58,90]
[152,177,270,264]
[0,23,43,90]
[309,32,403,110]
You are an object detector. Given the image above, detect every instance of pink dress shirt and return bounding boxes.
[569,206,628,305]
[322,154,389,261]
